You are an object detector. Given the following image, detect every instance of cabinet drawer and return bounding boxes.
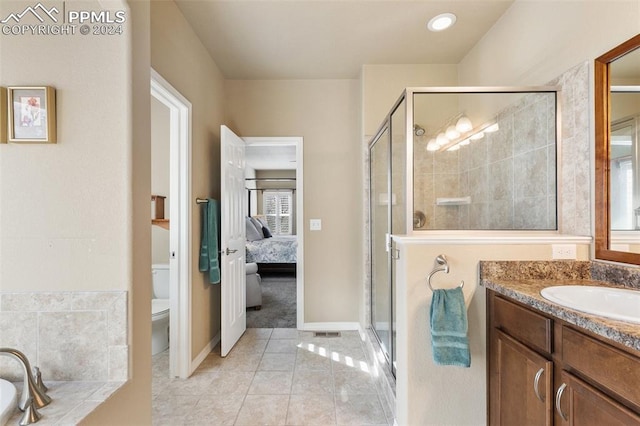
[494,296,552,354]
[562,326,640,409]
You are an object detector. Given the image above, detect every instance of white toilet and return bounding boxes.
[151,263,170,356]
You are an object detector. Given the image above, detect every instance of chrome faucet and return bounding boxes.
[0,347,51,424]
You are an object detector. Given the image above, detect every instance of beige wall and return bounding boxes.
[0,0,130,293]
[86,0,152,422]
[395,241,590,426]
[151,0,226,356]
[151,97,170,265]
[225,79,361,323]
[361,64,459,137]
[458,1,640,86]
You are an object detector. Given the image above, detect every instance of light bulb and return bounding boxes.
[445,125,460,140]
[456,116,473,133]
[436,133,449,146]
[426,139,439,151]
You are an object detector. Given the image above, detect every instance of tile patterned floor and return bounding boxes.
[152,328,393,425]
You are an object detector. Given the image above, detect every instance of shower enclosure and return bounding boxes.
[369,87,560,376]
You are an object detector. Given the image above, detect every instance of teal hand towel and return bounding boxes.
[430,287,470,367]
[198,199,221,284]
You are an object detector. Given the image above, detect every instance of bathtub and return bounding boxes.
[0,379,17,426]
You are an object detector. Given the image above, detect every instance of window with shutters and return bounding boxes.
[263,191,292,235]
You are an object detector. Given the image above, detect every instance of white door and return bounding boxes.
[220,125,247,356]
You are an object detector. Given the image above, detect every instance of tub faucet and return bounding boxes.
[0,348,51,411]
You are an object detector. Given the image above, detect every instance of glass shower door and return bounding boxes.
[370,125,392,361]
[390,102,406,376]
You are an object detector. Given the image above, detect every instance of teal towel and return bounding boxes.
[198,199,220,284]
[430,287,470,367]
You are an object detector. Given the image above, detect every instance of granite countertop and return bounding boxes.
[483,277,640,353]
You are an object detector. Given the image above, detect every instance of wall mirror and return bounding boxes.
[595,33,640,264]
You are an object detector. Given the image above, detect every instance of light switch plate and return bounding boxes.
[310,219,322,231]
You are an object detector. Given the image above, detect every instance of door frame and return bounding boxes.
[151,68,193,378]
[243,137,304,328]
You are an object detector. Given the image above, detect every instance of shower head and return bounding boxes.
[414,125,426,136]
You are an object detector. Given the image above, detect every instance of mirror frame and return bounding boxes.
[595,33,640,264]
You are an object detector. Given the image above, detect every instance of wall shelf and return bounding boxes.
[151,194,168,229]
[152,219,169,230]
[436,196,471,206]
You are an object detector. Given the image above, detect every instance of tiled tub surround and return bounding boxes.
[6,380,125,426]
[480,260,640,351]
[0,291,128,424]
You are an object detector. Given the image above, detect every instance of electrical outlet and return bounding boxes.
[552,244,577,259]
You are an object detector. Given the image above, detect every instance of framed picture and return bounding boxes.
[0,88,6,144]
[8,86,56,143]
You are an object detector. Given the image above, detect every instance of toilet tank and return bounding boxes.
[152,264,170,299]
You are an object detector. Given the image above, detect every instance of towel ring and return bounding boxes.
[427,254,464,292]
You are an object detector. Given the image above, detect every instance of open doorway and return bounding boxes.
[243,137,304,329]
[150,69,193,379]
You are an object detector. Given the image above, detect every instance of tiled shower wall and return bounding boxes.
[0,291,128,382]
[414,92,557,230]
[413,62,590,234]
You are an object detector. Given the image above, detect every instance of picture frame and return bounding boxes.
[0,88,6,144]
[8,86,56,143]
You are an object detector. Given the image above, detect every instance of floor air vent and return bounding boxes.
[313,331,341,338]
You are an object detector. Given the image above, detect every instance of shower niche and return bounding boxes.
[368,87,560,376]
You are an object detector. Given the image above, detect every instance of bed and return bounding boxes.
[246,235,298,264]
[245,216,297,273]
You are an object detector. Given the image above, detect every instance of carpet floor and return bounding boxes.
[246,273,297,328]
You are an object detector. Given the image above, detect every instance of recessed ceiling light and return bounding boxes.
[427,13,457,32]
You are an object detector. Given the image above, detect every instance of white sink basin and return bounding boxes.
[541,285,640,324]
[0,379,17,426]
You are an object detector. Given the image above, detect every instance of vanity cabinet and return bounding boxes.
[488,291,640,425]
[494,330,553,425]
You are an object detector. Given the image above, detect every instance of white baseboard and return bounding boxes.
[301,322,361,331]
[190,331,220,374]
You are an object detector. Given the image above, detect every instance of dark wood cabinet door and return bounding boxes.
[556,371,640,426]
[494,330,553,426]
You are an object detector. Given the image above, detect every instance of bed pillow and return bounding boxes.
[245,217,264,241]
[255,216,273,238]
[252,216,273,238]
[250,217,263,234]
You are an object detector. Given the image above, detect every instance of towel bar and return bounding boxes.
[427,254,464,291]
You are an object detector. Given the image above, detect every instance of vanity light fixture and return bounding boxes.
[484,122,499,133]
[427,13,457,32]
[470,132,485,141]
[438,119,499,152]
